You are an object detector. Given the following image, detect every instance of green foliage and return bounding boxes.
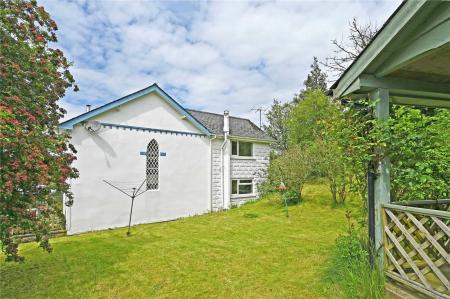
[325,211,386,299]
[263,99,291,153]
[282,190,300,205]
[287,90,335,146]
[378,106,450,202]
[294,57,328,102]
[311,140,349,205]
[286,90,366,205]
[337,101,375,202]
[256,177,277,198]
[268,145,314,199]
[0,0,78,261]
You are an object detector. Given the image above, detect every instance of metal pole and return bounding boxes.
[127,188,136,236]
[368,162,375,267]
[103,180,148,236]
[251,107,264,128]
[259,109,262,128]
[283,193,289,218]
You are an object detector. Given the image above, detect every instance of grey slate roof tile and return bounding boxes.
[187,109,272,141]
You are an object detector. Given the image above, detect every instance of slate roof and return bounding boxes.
[187,109,272,141]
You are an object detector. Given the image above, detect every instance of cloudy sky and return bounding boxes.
[42,0,401,124]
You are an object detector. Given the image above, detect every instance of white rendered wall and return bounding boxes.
[65,93,211,234]
[96,92,201,133]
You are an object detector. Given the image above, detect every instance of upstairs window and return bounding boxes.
[146,139,159,190]
[231,141,252,157]
[232,179,253,195]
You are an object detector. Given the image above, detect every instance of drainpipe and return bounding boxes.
[368,162,375,267]
[221,110,231,209]
[209,134,217,211]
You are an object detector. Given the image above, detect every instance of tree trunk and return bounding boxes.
[329,180,337,205]
[338,182,346,204]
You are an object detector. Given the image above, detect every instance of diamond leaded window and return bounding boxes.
[146,139,159,190]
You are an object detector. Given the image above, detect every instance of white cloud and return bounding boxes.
[41,0,401,124]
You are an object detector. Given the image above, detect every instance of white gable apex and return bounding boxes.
[60,84,211,136]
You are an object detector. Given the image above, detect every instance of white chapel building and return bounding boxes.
[60,84,272,234]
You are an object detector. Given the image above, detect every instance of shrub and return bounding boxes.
[256,178,277,198]
[380,107,450,202]
[282,190,300,205]
[268,145,314,200]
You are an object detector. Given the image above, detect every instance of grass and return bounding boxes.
[323,225,386,299]
[1,184,350,298]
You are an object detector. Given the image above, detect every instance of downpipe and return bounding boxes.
[221,110,230,210]
[209,134,217,212]
[220,132,228,209]
[368,162,376,267]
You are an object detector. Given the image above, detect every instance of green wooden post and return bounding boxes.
[370,88,391,268]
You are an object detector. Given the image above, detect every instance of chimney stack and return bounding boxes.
[86,104,91,112]
[223,110,230,135]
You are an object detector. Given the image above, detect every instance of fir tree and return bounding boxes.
[294,57,328,102]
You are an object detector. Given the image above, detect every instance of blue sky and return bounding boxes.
[41,0,401,124]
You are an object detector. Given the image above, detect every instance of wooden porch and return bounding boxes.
[331,1,450,297]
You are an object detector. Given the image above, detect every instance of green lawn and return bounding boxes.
[0,184,350,298]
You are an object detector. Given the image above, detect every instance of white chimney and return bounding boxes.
[86,104,91,112]
[223,110,230,135]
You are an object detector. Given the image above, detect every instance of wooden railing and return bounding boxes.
[382,202,450,299]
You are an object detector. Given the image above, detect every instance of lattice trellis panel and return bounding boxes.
[382,204,450,298]
[146,139,159,190]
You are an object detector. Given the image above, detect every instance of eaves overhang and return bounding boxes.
[331,0,450,109]
[59,83,212,136]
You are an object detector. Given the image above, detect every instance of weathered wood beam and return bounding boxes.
[383,203,450,220]
[390,95,450,109]
[386,272,450,299]
[337,74,450,108]
[370,88,391,269]
[359,74,450,96]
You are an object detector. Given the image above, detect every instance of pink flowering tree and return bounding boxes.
[0,0,78,261]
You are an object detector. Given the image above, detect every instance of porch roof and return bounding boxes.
[331,0,450,108]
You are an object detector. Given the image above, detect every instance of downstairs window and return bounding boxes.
[231,179,253,195]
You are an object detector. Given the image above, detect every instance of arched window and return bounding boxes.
[146,139,159,190]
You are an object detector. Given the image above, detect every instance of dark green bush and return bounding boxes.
[282,190,300,205]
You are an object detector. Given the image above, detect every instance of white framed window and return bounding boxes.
[146,139,159,190]
[231,141,252,157]
[232,179,253,195]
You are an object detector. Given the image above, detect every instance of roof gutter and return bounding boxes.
[228,135,273,144]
